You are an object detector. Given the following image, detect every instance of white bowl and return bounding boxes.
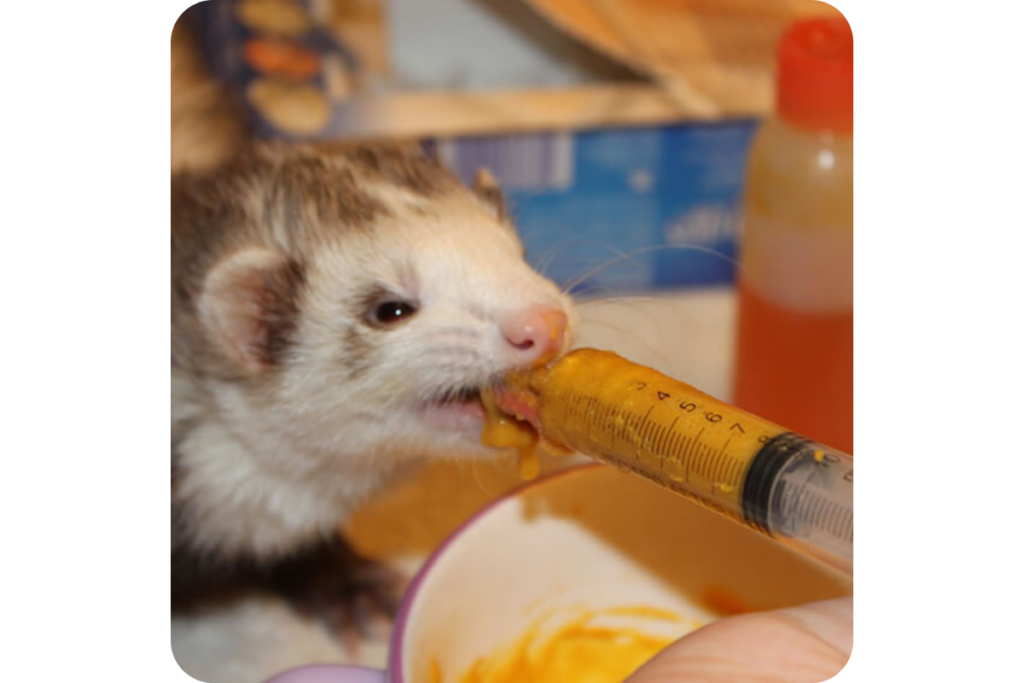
[271,464,852,682]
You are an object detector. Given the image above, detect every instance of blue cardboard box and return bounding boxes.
[425,123,757,295]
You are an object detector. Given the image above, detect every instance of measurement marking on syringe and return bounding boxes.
[716,444,733,481]
[583,396,600,442]
[637,406,656,451]
[626,410,639,445]
[613,405,627,442]
[678,436,692,481]
[634,410,650,447]
[691,441,707,479]
[704,443,723,482]
[671,432,688,481]
[567,393,580,419]
[831,504,849,540]
[811,494,831,534]
[649,413,665,455]
[819,495,836,537]
[657,416,680,468]
[648,422,667,466]
[653,419,671,461]
[709,439,733,487]
[838,507,853,542]
[829,504,848,541]
[693,436,715,480]
[618,401,635,441]
[586,397,597,430]
[573,395,586,421]
[640,414,658,452]
[681,427,703,480]
[663,416,682,468]
[651,413,667,456]
[840,505,853,541]
[829,496,853,542]
[793,489,853,543]
[725,458,744,489]
[708,443,729,485]
[576,395,590,440]
[598,400,616,446]
[803,490,826,534]
[565,393,581,421]
[827,505,851,540]
[789,480,813,523]
[709,439,728,482]
[723,454,739,483]
[826,501,845,541]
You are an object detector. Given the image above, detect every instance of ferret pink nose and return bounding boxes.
[501,307,568,367]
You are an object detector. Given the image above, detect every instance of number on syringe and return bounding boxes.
[627,379,760,438]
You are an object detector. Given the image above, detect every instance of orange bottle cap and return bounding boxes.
[777,17,853,133]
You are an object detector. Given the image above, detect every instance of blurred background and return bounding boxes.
[174,0,843,295]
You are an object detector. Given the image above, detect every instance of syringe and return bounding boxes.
[497,349,853,576]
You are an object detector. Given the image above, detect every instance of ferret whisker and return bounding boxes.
[580,297,673,332]
[571,285,616,301]
[560,243,650,294]
[575,318,676,370]
[576,318,634,337]
[502,188,547,226]
[533,237,621,280]
[576,294,662,307]
[561,243,742,295]
[470,458,492,497]
[532,240,576,278]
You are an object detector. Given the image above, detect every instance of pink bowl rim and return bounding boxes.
[386,462,603,682]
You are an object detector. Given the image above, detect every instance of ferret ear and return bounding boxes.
[198,248,306,374]
[471,167,505,221]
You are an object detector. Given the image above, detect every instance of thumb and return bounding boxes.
[626,596,853,683]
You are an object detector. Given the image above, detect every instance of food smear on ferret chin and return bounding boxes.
[480,385,541,479]
[480,375,572,480]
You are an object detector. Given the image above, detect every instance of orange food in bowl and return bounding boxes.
[458,606,686,683]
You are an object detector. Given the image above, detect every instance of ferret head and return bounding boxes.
[173,142,575,473]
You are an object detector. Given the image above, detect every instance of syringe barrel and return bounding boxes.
[533,349,853,575]
[747,434,853,575]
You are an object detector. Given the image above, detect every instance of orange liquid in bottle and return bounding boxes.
[734,280,852,453]
[733,16,854,455]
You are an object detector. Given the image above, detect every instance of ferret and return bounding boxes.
[171,140,575,634]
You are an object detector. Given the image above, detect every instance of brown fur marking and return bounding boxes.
[346,143,460,196]
[250,258,307,367]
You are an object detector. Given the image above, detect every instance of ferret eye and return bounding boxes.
[369,300,418,326]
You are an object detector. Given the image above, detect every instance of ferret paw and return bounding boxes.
[269,535,406,652]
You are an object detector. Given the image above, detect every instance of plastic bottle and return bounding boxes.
[732,17,853,453]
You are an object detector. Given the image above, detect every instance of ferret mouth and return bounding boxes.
[421,386,486,431]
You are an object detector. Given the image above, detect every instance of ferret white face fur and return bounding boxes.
[172,143,575,563]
